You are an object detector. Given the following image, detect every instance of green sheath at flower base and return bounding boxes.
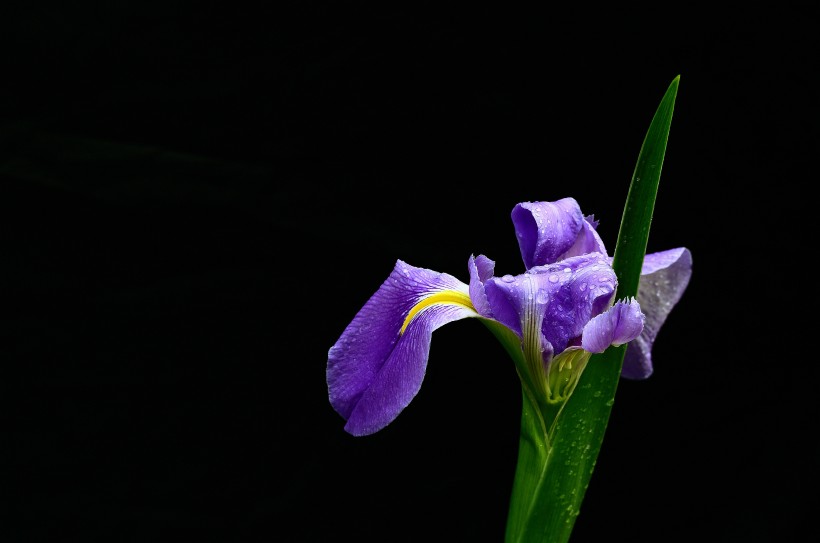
[546,348,591,404]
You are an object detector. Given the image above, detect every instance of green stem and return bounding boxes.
[504,388,553,543]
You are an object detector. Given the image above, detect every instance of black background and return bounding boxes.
[2,4,817,542]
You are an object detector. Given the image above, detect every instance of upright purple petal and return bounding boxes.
[512,198,585,268]
[483,273,531,338]
[581,298,645,353]
[483,272,554,370]
[561,218,609,259]
[327,260,477,435]
[468,254,495,318]
[622,247,693,379]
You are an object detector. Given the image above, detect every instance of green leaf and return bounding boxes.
[504,75,680,543]
[611,74,681,301]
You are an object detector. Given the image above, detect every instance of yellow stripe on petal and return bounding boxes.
[400,290,475,335]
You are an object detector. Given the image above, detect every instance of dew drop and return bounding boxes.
[549,274,559,283]
[502,274,515,283]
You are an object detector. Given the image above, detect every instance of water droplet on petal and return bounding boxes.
[549,274,559,283]
[502,274,515,283]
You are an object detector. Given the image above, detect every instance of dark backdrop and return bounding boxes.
[2,4,816,542]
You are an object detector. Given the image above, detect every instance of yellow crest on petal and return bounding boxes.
[400,290,475,335]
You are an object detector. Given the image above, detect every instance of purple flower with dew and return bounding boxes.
[327,197,691,436]
[511,198,693,379]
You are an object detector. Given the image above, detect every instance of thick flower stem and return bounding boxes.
[504,389,553,543]
[505,387,581,543]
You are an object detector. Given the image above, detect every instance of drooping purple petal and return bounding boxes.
[622,247,693,379]
[468,254,495,319]
[581,298,645,353]
[342,304,476,435]
[327,260,477,435]
[512,198,585,268]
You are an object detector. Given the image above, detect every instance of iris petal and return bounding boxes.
[468,254,495,319]
[622,247,693,379]
[483,272,553,397]
[581,298,645,353]
[327,260,477,435]
[512,198,585,268]
[344,304,476,435]
[483,274,530,339]
[534,253,617,355]
[561,217,609,259]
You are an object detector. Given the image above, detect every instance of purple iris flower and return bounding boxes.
[511,199,693,379]
[327,197,691,436]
